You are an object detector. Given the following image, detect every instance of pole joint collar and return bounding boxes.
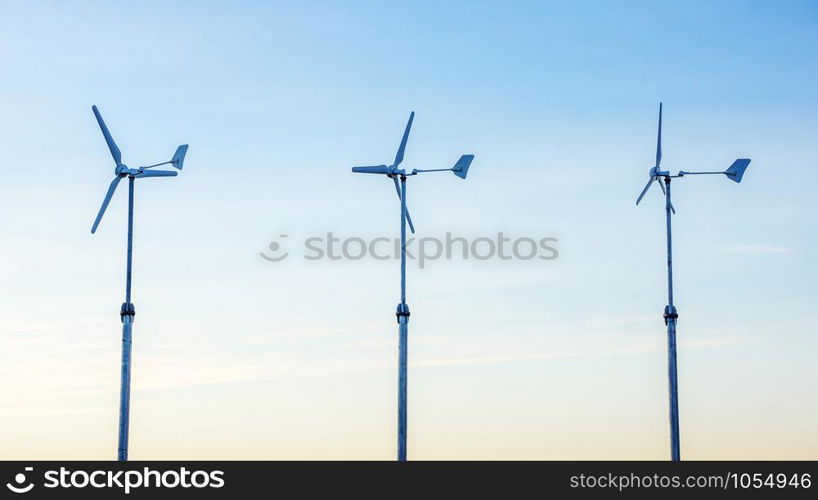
[396,303,410,322]
[120,302,135,322]
[663,305,678,325]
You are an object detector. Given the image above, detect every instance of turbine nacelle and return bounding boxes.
[112,165,180,179]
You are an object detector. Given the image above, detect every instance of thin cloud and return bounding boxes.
[416,336,751,369]
[721,244,795,256]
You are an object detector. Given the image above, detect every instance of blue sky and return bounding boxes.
[0,0,817,459]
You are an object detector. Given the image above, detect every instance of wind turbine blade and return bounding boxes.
[352,165,390,174]
[656,102,663,168]
[392,176,415,233]
[91,176,122,233]
[394,111,415,167]
[635,177,654,205]
[92,105,122,166]
[405,206,415,234]
[135,169,178,178]
[655,179,676,213]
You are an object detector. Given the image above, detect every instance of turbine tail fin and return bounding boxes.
[452,154,474,179]
[725,158,751,183]
[171,145,188,170]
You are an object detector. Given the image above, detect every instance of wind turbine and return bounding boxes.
[89,105,188,461]
[636,102,750,461]
[352,111,474,461]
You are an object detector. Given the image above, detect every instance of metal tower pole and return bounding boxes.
[663,177,680,461]
[117,176,136,461]
[396,174,410,462]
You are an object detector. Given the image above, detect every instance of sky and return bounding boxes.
[0,0,817,460]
